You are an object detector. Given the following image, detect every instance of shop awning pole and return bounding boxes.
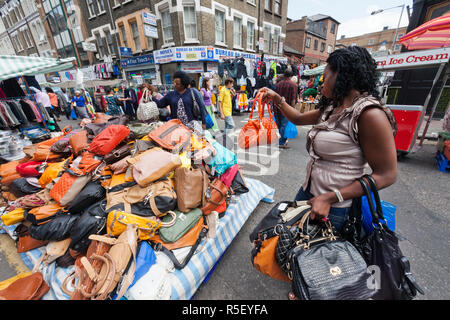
[417,62,448,147]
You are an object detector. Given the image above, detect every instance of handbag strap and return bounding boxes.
[153,227,208,270]
[357,177,381,227]
[362,174,386,222]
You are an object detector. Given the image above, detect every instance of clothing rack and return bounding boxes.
[0,93,49,131]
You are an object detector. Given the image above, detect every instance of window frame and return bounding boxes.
[233,16,243,48]
[119,24,128,48]
[183,5,198,42]
[264,0,272,12]
[95,32,106,57]
[86,0,96,17]
[97,0,106,14]
[305,36,311,48]
[130,21,141,52]
[215,9,226,45]
[313,39,318,50]
[368,38,374,45]
[160,9,173,45]
[274,0,282,15]
[246,20,255,51]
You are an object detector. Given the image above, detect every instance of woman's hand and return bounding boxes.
[260,87,282,105]
[307,192,336,221]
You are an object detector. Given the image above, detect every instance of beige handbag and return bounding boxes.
[32,238,72,272]
[127,147,181,187]
[174,166,209,213]
[110,156,131,175]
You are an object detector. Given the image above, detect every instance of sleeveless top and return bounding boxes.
[302,94,397,208]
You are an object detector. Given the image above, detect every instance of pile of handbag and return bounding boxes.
[0,113,250,300]
[250,174,424,300]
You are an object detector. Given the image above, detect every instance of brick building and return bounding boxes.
[150,0,289,85]
[0,0,53,57]
[336,26,408,55]
[285,14,340,65]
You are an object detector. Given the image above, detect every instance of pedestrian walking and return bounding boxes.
[151,71,208,135]
[218,78,236,135]
[200,77,219,133]
[273,68,298,149]
[71,90,90,119]
[45,87,61,121]
[260,46,398,300]
[104,86,130,116]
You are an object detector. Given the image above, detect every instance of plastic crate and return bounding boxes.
[435,151,450,173]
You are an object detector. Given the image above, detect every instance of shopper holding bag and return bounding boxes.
[260,46,398,300]
[200,77,219,133]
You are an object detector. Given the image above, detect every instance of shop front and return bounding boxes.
[120,53,158,87]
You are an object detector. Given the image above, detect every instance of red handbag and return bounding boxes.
[16,161,44,177]
[238,91,278,149]
[88,125,130,156]
[219,164,239,187]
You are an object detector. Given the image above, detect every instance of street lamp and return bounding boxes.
[371,4,406,52]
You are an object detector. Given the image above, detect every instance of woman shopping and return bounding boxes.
[104,86,130,116]
[200,77,219,133]
[260,46,398,298]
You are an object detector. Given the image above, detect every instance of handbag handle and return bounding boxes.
[357,177,382,228]
[362,174,387,223]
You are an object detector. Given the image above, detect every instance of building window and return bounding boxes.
[12,34,23,52]
[233,16,242,48]
[215,9,225,44]
[112,0,120,7]
[368,38,374,45]
[97,0,106,13]
[351,42,356,46]
[330,23,336,34]
[314,39,318,50]
[86,0,96,17]
[396,33,404,41]
[265,0,272,11]
[274,0,281,15]
[95,32,106,57]
[320,42,325,52]
[119,25,128,47]
[247,21,255,51]
[161,9,173,44]
[305,37,311,48]
[264,25,271,52]
[130,21,141,52]
[23,29,34,48]
[327,44,332,53]
[247,0,256,4]
[394,44,401,51]
[272,28,280,54]
[104,29,115,55]
[183,5,198,41]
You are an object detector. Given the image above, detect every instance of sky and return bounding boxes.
[287,0,413,39]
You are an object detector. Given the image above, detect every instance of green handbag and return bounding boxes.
[128,123,152,139]
[159,208,203,243]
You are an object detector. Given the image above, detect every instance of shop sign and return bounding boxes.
[154,48,175,64]
[143,24,158,39]
[120,47,133,57]
[214,48,260,61]
[142,12,157,26]
[121,53,155,68]
[375,47,449,71]
[206,62,218,73]
[175,46,215,61]
[82,42,97,52]
[181,62,204,73]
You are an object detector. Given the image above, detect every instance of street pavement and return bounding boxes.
[0,112,448,300]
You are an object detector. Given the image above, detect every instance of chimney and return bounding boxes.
[341,35,345,39]
[383,26,389,30]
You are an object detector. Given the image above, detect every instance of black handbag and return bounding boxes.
[287,210,376,300]
[230,169,249,195]
[356,176,424,300]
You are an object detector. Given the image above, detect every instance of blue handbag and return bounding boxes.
[206,140,237,176]
[70,109,77,120]
[129,241,156,288]
[205,113,214,129]
[283,121,298,139]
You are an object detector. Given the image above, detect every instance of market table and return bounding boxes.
[1,177,274,300]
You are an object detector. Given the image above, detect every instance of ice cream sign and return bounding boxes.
[375,47,449,71]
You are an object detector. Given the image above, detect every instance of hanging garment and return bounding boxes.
[1,78,26,98]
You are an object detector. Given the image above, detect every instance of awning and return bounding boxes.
[0,55,76,81]
[399,12,450,50]
[303,63,326,76]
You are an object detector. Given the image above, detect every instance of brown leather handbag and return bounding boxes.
[201,178,229,216]
[61,235,113,300]
[147,119,192,153]
[174,166,209,213]
[0,272,50,300]
[69,130,89,155]
[103,142,134,165]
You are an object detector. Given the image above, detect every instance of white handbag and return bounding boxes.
[124,263,172,300]
[136,88,159,121]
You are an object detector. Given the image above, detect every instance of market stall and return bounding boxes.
[0,112,275,300]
